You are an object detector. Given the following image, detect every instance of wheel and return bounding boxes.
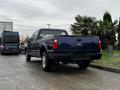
[78,61,91,70]
[41,52,52,71]
[25,52,31,62]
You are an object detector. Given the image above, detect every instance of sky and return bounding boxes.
[0,0,120,37]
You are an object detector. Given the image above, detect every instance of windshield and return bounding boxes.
[3,36,19,43]
[40,30,68,38]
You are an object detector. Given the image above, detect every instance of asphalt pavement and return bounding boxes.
[0,54,120,90]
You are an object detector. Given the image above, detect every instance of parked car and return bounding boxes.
[25,28,102,71]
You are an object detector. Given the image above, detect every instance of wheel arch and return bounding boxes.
[40,45,47,57]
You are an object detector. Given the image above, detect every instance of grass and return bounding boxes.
[92,50,120,69]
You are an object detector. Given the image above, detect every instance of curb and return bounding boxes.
[89,64,120,73]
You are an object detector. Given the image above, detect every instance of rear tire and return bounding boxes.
[78,61,91,70]
[41,52,52,71]
[25,52,31,62]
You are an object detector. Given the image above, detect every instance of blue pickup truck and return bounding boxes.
[26,29,101,71]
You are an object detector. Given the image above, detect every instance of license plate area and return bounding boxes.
[73,54,90,60]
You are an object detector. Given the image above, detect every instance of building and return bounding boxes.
[0,21,13,36]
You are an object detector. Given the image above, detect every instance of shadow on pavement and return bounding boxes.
[25,59,91,75]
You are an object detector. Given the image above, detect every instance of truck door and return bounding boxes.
[35,31,43,57]
[33,31,41,57]
[30,31,38,56]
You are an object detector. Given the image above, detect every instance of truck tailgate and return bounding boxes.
[56,36,100,53]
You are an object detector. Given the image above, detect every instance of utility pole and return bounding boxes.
[47,24,51,28]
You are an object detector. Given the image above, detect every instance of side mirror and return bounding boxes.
[27,38,33,43]
[39,36,43,39]
[30,38,34,41]
[27,39,30,43]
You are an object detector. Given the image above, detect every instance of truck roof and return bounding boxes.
[39,28,67,32]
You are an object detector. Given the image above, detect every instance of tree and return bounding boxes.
[98,11,118,49]
[117,18,120,50]
[71,15,98,35]
[71,12,118,49]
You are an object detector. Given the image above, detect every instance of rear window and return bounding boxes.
[3,36,19,43]
[40,30,68,38]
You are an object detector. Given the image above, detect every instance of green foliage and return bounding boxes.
[92,50,120,69]
[71,15,98,35]
[117,18,120,50]
[99,12,118,48]
[71,11,118,49]
[103,11,112,26]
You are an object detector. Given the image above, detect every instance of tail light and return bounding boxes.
[52,39,58,49]
[98,39,101,49]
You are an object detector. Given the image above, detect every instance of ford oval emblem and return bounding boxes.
[76,43,83,46]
